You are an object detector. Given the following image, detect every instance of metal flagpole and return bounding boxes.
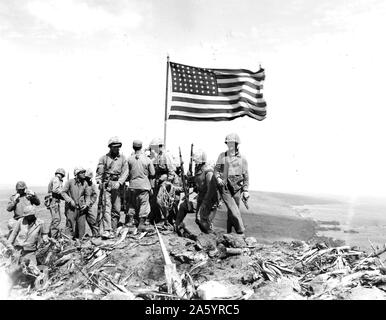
[163,55,170,148]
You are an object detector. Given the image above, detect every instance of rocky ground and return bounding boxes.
[2,189,386,300]
[2,223,386,300]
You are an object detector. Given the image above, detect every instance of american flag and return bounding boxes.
[168,61,267,121]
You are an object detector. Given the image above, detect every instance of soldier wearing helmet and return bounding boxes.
[125,140,155,233]
[84,169,99,237]
[95,136,129,239]
[61,167,91,239]
[214,133,249,235]
[6,181,41,236]
[46,168,66,238]
[175,149,218,237]
[148,137,176,223]
[7,205,50,269]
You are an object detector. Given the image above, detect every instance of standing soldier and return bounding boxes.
[175,149,218,236]
[148,137,175,222]
[85,169,99,237]
[214,133,249,235]
[126,140,155,232]
[46,168,66,239]
[96,137,128,239]
[6,181,41,237]
[61,167,90,239]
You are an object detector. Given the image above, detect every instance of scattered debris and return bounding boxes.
[3,221,386,300]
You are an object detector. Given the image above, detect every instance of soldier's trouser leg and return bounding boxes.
[49,201,61,238]
[76,210,87,239]
[111,188,121,231]
[220,187,245,234]
[86,207,99,236]
[199,204,217,233]
[137,190,151,219]
[125,189,136,225]
[175,201,189,229]
[65,209,77,237]
[149,187,160,222]
[7,218,18,239]
[208,208,217,230]
[103,191,113,232]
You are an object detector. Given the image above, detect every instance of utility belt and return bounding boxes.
[44,193,62,208]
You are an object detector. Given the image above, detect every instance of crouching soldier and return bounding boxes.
[214,133,249,235]
[46,168,66,238]
[126,140,155,232]
[61,167,91,239]
[175,149,218,236]
[85,169,99,237]
[157,180,182,229]
[6,181,41,237]
[7,205,49,268]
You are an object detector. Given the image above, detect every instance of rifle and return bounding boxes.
[178,147,192,212]
[242,196,249,210]
[96,163,108,227]
[187,143,195,188]
[188,143,193,176]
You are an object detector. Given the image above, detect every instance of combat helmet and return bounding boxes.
[193,149,207,164]
[225,133,241,144]
[16,181,27,190]
[55,168,66,177]
[74,167,86,176]
[108,136,122,148]
[149,137,164,147]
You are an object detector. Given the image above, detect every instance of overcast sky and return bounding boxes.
[1,0,385,197]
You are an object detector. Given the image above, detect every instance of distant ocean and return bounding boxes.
[293,197,386,251]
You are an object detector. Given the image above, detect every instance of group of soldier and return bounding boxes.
[3,133,250,268]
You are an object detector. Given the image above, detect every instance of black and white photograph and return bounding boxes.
[1,0,386,306]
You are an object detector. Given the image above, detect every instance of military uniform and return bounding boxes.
[148,138,175,223]
[47,168,65,238]
[176,150,218,234]
[85,170,99,237]
[96,137,129,235]
[6,181,40,236]
[7,206,49,266]
[214,134,249,234]
[61,169,91,239]
[126,140,155,229]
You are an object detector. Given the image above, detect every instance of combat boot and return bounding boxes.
[137,217,150,232]
[125,215,136,232]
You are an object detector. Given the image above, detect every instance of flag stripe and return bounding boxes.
[218,81,263,90]
[172,96,267,108]
[172,91,263,104]
[218,89,263,98]
[170,105,266,116]
[213,68,265,75]
[218,85,260,95]
[170,101,266,113]
[217,77,263,86]
[215,74,265,82]
[169,111,265,121]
